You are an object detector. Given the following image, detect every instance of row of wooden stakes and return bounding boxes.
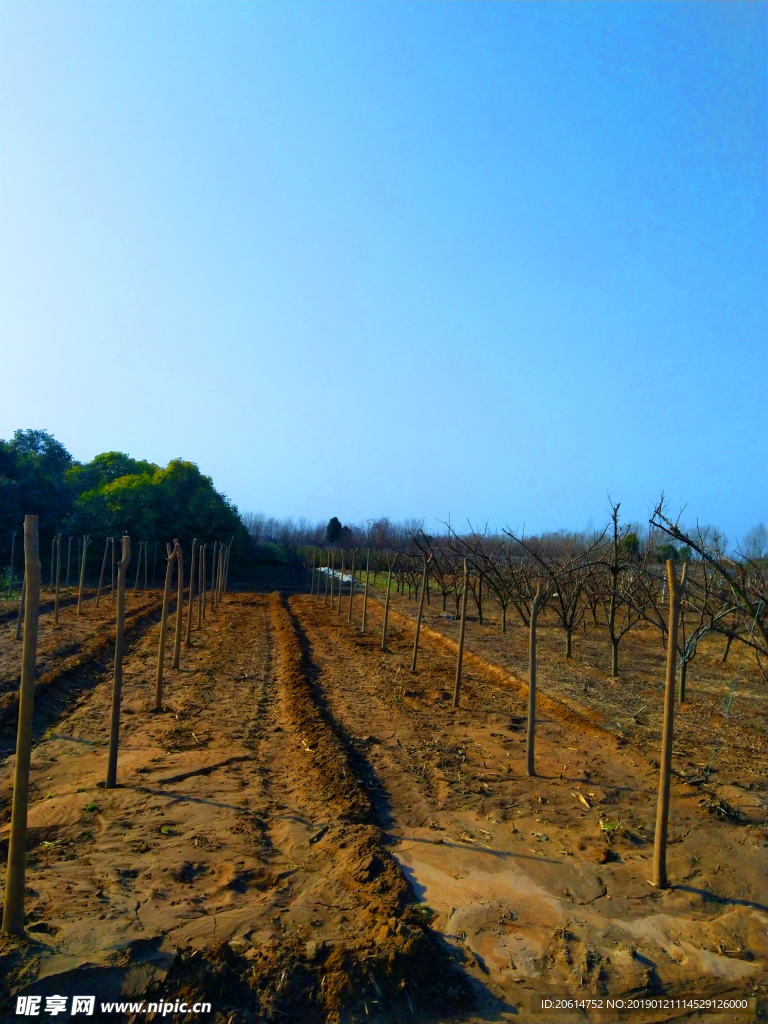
[1,517,232,935]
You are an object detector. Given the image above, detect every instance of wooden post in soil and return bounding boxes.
[347,551,357,622]
[76,535,90,615]
[329,550,335,608]
[526,583,544,777]
[381,558,394,651]
[185,538,198,647]
[111,537,116,602]
[652,560,687,889]
[210,541,219,612]
[154,546,177,709]
[197,543,204,627]
[337,551,345,616]
[172,540,184,669]
[144,541,148,591]
[65,535,72,590]
[7,528,16,598]
[105,535,131,789]
[362,549,370,632]
[411,555,431,673]
[452,559,470,708]
[324,552,330,604]
[50,535,56,589]
[2,516,41,935]
[200,543,207,621]
[133,541,143,593]
[152,542,158,589]
[15,572,26,641]
[54,533,62,624]
[96,537,109,607]
[221,542,230,600]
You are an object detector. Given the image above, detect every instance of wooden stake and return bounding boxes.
[49,534,56,590]
[362,549,370,632]
[152,541,158,589]
[652,560,687,889]
[7,529,16,598]
[210,541,219,611]
[329,549,335,608]
[382,560,394,651]
[54,534,62,624]
[200,543,207,621]
[172,540,183,669]
[2,516,41,934]
[111,536,116,602]
[324,551,329,604]
[133,541,143,593]
[526,583,544,777]
[65,535,72,590]
[411,556,431,673]
[106,535,131,789]
[96,537,109,607]
[185,538,197,647]
[338,550,345,616]
[452,559,469,708]
[197,542,204,628]
[347,551,356,622]
[15,572,26,641]
[154,546,177,709]
[77,535,90,615]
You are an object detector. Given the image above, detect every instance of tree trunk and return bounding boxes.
[2,515,41,934]
[677,658,687,703]
[565,629,572,658]
[106,536,131,789]
[501,602,507,634]
[721,635,733,663]
[611,638,619,678]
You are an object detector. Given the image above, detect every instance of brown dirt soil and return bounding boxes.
[0,585,764,1024]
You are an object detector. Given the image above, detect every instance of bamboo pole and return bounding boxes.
[154,546,177,709]
[526,583,544,777]
[381,560,394,651]
[54,533,62,623]
[105,535,131,789]
[15,572,26,641]
[362,549,370,632]
[452,559,469,708]
[652,560,687,889]
[347,551,356,622]
[185,538,197,647]
[7,529,17,597]
[2,516,41,935]
[96,537,109,607]
[76,535,90,614]
[172,540,183,669]
[411,557,430,673]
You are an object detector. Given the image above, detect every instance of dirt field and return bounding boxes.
[0,582,765,1023]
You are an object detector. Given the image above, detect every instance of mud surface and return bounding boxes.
[0,586,765,1023]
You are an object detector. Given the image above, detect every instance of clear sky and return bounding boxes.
[1,1,765,543]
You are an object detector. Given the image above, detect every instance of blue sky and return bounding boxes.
[1,1,765,543]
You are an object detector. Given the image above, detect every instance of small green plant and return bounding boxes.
[160,826,172,835]
[46,792,53,799]
[82,801,100,813]
[76,786,85,793]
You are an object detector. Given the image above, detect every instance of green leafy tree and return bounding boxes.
[326,517,342,544]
